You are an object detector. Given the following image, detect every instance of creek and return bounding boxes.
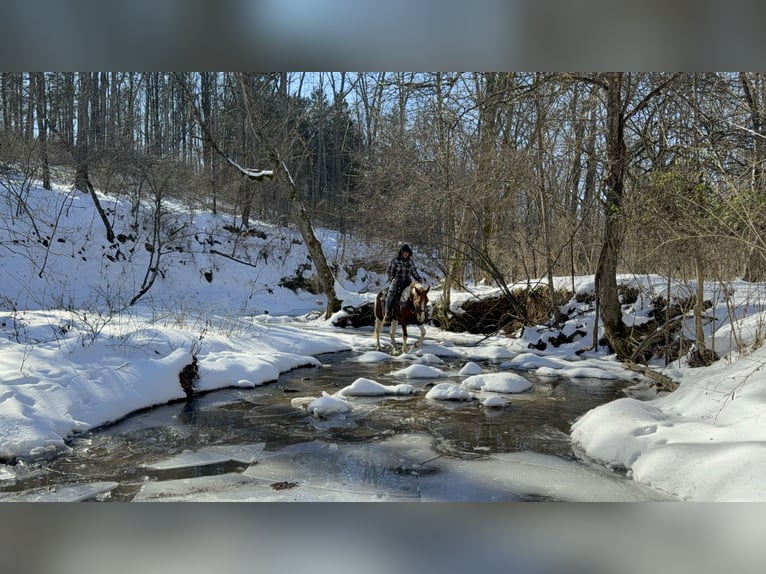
[0,347,670,501]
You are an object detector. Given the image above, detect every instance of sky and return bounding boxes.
[3,176,766,506]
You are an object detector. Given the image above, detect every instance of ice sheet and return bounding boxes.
[132,434,669,501]
[1,481,119,502]
[143,443,266,470]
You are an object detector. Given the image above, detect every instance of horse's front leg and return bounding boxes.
[414,323,426,350]
[389,320,399,354]
[400,322,409,354]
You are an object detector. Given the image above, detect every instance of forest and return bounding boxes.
[2,72,766,364]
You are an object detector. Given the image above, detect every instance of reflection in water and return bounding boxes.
[178,396,200,425]
[0,350,636,501]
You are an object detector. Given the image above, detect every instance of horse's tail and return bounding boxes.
[374,290,386,321]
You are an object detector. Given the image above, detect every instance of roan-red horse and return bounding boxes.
[373,281,430,354]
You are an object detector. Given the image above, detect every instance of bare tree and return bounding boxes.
[63,73,115,243]
[175,72,342,318]
[583,73,677,358]
[737,73,766,281]
[128,160,182,306]
[237,73,341,317]
[32,72,50,190]
[533,73,565,324]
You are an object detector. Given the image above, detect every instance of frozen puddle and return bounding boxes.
[133,434,669,502]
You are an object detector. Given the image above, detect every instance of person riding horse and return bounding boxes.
[383,243,423,323]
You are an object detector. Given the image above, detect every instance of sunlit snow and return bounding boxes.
[336,377,415,397]
[425,383,473,401]
[458,361,482,375]
[390,364,446,378]
[461,372,533,393]
[4,179,766,500]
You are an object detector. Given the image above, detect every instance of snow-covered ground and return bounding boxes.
[3,178,766,501]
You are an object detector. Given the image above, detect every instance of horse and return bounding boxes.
[373,281,430,354]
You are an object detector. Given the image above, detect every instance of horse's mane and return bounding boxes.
[400,281,426,302]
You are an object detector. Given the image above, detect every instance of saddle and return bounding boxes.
[381,286,403,324]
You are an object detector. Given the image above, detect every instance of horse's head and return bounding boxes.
[410,282,430,324]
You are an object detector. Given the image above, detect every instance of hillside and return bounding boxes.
[1,179,409,317]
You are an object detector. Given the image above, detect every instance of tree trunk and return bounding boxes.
[690,253,718,366]
[25,73,34,141]
[694,255,706,348]
[74,73,115,244]
[1,74,9,132]
[739,73,766,280]
[476,72,499,283]
[435,72,466,294]
[200,72,218,214]
[270,149,342,318]
[596,73,630,357]
[582,94,599,269]
[74,73,91,194]
[79,158,116,244]
[129,169,166,306]
[33,72,51,190]
[534,75,564,325]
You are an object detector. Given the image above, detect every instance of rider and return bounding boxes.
[383,243,423,322]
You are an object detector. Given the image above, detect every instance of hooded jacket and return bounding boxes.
[387,244,422,285]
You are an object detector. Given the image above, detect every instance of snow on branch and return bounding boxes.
[225,156,274,181]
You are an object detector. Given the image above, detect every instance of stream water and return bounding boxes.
[0,349,668,501]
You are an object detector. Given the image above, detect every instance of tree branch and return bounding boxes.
[172,73,274,182]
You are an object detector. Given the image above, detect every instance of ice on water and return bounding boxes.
[143,443,266,470]
[0,481,119,502]
[132,433,668,502]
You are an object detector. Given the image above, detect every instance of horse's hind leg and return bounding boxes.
[389,320,399,354]
[373,319,382,350]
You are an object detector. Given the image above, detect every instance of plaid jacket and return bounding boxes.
[387,256,422,285]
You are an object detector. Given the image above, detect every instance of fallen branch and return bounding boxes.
[624,362,679,393]
[210,248,260,268]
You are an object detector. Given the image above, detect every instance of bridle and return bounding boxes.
[411,288,429,324]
